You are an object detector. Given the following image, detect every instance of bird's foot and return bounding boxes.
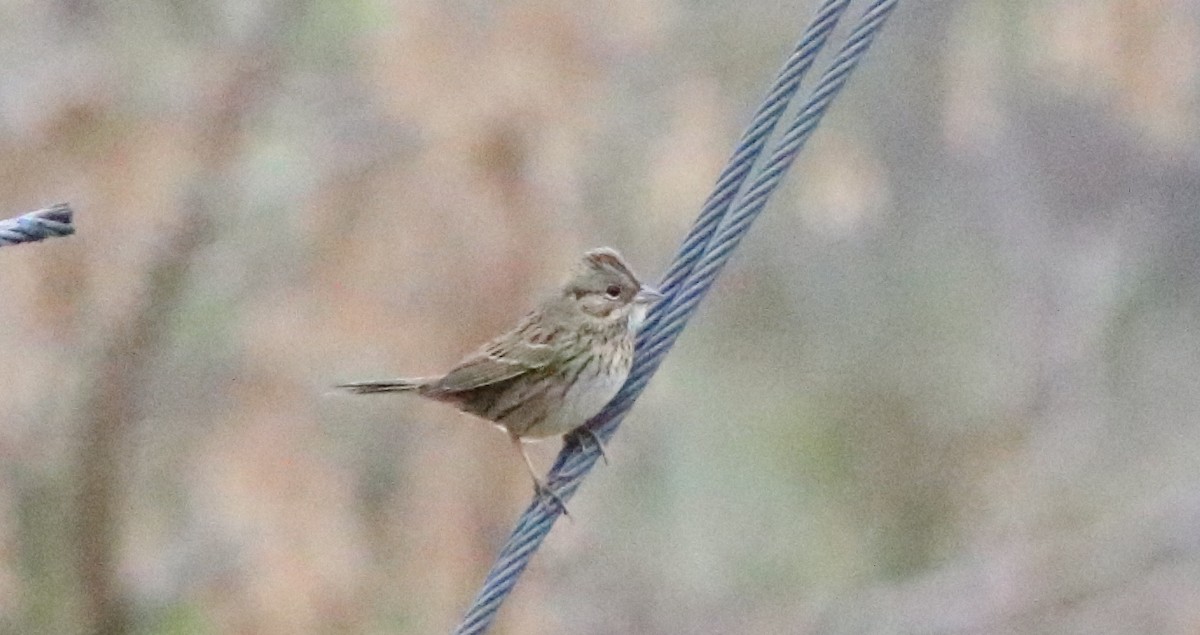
[532,476,571,518]
[573,426,610,466]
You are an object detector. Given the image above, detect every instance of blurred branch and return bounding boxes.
[76,210,212,635]
[0,203,74,248]
[72,3,307,633]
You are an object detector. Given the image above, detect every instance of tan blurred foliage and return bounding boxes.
[1,1,1199,634]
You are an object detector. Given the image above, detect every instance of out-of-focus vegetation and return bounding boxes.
[2,1,1198,633]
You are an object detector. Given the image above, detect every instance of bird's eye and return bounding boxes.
[605,284,622,298]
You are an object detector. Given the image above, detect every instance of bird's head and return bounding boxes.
[563,247,663,330]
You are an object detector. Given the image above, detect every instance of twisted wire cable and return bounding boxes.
[453,1,897,632]
[0,203,75,248]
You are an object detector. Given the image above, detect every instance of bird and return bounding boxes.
[337,247,663,510]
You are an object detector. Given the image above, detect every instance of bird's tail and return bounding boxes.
[336,378,426,394]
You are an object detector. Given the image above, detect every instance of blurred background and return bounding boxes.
[2,0,1199,633]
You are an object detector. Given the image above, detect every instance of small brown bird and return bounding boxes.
[338,248,662,504]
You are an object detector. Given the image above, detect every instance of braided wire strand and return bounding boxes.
[638,0,851,330]
[453,1,898,632]
[626,0,898,379]
[0,203,75,248]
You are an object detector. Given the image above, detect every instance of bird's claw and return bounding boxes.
[573,426,610,465]
[533,478,570,518]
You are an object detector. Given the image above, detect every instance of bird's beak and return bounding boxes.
[634,285,665,305]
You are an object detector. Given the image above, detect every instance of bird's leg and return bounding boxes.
[571,426,610,466]
[510,433,570,517]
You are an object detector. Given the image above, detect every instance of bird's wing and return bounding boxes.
[426,316,564,395]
